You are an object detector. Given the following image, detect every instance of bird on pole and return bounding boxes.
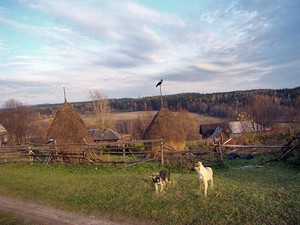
[156,79,163,109]
[156,79,163,87]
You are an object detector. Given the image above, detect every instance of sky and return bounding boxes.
[0,0,300,106]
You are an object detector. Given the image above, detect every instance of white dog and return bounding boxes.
[194,161,213,197]
[151,170,171,193]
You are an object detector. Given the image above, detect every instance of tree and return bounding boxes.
[3,98,23,108]
[0,99,37,144]
[134,112,154,139]
[89,90,114,129]
[237,111,252,122]
[247,94,277,128]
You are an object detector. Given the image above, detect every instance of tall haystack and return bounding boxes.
[47,101,93,147]
[143,108,186,150]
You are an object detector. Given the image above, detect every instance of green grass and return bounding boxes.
[0,161,299,225]
[0,211,36,225]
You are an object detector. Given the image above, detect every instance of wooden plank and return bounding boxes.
[222,145,283,148]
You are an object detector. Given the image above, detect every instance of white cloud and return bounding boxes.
[0,0,299,105]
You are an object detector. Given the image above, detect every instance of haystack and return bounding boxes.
[47,101,93,148]
[143,108,186,151]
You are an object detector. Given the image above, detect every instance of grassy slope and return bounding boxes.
[0,161,299,225]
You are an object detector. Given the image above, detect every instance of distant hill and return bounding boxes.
[34,86,300,124]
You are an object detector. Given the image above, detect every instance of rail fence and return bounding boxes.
[0,139,284,166]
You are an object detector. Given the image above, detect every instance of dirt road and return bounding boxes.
[0,195,121,225]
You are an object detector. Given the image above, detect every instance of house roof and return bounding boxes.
[0,124,8,135]
[200,121,265,138]
[210,127,223,138]
[229,121,264,134]
[199,122,230,138]
[88,129,122,142]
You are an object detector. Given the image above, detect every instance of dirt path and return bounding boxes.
[0,195,121,225]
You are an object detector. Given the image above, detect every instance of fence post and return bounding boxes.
[217,141,224,164]
[28,146,33,164]
[160,139,164,165]
[123,147,126,163]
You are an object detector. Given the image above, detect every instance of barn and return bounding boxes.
[200,121,265,144]
[88,128,122,143]
[199,122,231,139]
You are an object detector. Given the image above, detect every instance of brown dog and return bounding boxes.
[151,170,171,193]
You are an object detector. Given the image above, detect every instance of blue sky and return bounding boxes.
[0,0,299,105]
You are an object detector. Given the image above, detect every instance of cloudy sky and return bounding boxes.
[0,0,299,106]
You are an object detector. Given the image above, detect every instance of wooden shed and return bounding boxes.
[199,122,231,139]
[88,128,122,143]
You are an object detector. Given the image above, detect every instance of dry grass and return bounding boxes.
[143,108,186,150]
[82,111,224,128]
[47,101,93,146]
[111,111,157,121]
[189,113,225,127]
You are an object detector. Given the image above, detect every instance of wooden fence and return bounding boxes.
[0,139,163,165]
[0,139,284,166]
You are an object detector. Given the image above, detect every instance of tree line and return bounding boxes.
[2,87,299,145]
[110,87,300,126]
[34,86,300,126]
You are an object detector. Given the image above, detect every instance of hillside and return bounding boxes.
[34,86,300,125]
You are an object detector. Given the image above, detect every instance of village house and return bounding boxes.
[199,122,231,139]
[199,121,265,143]
[88,128,123,143]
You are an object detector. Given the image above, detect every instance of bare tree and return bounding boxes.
[247,94,277,128]
[3,98,23,108]
[89,90,114,129]
[0,99,37,144]
[134,112,154,139]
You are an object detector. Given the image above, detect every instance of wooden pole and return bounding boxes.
[160,139,164,165]
[218,141,224,164]
[123,148,126,162]
[28,147,33,164]
[214,140,224,164]
[159,85,163,109]
[63,86,67,102]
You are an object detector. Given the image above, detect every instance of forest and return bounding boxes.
[36,86,300,127]
[1,86,300,145]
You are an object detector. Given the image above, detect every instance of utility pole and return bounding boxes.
[63,86,67,102]
[156,79,163,109]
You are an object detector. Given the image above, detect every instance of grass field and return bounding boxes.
[81,110,224,128]
[0,160,299,225]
